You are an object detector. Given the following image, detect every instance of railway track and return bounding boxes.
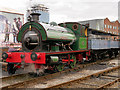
[0,62,7,72]
[1,57,119,89]
[45,67,119,89]
[1,73,37,88]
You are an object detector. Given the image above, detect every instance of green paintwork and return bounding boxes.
[56,64,64,72]
[79,37,87,49]
[59,23,86,37]
[51,46,59,51]
[41,23,76,41]
[72,37,87,50]
[31,53,37,61]
[59,22,88,50]
[70,55,76,68]
[18,22,76,42]
[18,22,47,42]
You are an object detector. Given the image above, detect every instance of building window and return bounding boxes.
[104,25,107,28]
[118,27,120,30]
[110,25,112,29]
[115,27,117,29]
[108,25,110,28]
[113,26,114,29]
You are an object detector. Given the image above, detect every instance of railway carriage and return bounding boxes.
[87,29,120,59]
[2,13,120,75]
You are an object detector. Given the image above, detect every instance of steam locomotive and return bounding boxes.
[2,13,120,75]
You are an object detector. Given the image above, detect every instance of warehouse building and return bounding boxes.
[79,18,120,40]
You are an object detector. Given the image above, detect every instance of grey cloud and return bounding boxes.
[48,1,118,23]
[1,0,118,23]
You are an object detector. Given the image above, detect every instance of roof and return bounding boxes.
[89,28,119,36]
[0,7,24,15]
[79,18,104,23]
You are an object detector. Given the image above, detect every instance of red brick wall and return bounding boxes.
[104,18,119,40]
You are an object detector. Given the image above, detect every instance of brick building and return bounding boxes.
[79,18,120,40]
[104,18,119,35]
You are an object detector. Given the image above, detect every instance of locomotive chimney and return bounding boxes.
[30,13,41,22]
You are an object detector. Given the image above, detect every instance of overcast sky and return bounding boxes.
[0,0,119,23]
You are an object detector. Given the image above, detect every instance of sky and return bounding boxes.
[0,0,119,23]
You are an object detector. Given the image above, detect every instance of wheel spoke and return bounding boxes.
[70,55,76,68]
[56,64,64,72]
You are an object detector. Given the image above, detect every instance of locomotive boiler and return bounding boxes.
[18,19,76,52]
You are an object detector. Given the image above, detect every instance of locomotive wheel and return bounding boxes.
[114,51,118,58]
[91,53,97,62]
[7,63,16,75]
[70,55,76,68]
[56,64,64,72]
[88,56,92,62]
[108,50,113,58]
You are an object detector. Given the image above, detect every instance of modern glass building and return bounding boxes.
[26,4,49,23]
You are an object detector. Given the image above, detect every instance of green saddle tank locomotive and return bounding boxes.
[2,13,119,75]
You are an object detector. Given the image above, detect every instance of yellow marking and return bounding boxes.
[29,25,31,31]
[85,28,87,36]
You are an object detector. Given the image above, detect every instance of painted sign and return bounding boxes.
[0,10,24,45]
